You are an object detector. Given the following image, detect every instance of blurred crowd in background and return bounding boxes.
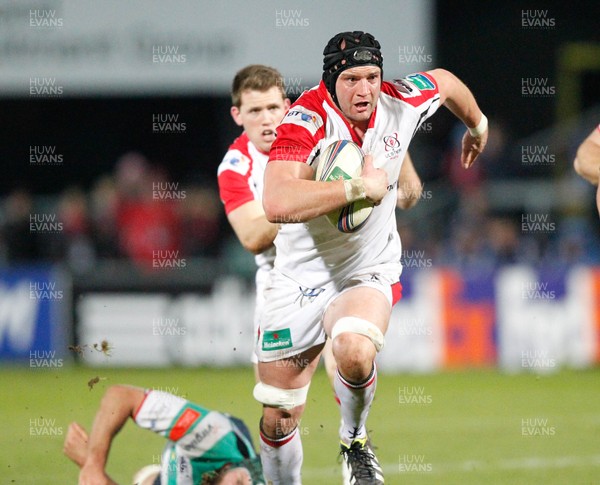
[2,151,226,273]
[2,118,599,275]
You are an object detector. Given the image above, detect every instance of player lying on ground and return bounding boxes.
[63,385,265,485]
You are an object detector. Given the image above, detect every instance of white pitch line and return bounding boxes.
[301,454,600,478]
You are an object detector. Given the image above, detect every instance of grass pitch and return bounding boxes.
[2,365,599,484]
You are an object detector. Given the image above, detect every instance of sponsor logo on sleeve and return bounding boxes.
[169,408,201,441]
[222,153,250,176]
[405,73,435,91]
[281,106,323,136]
[391,78,421,98]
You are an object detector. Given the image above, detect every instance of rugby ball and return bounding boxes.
[315,140,374,232]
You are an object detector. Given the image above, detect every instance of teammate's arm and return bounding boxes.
[77,385,145,485]
[574,127,600,185]
[574,126,600,217]
[427,68,488,169]
[227,200,278,254]
[263,154,388,223]
[396,152,422,209]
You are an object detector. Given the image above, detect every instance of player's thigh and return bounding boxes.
[322,285,391,337]
[258,343,324,389]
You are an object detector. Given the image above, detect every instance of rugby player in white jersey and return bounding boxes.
[217,65,289,380]
[217,65,423,381]
[254,31,488,484]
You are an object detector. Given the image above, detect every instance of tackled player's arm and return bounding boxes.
[78,385,145,485]
[262,155,387,223]
[396,152,422,210]
[574,127,600,185]
[427,68,488,168]
[227,200,278,254]
[64,422,90,468]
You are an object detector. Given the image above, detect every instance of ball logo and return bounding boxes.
[315,140,373,232]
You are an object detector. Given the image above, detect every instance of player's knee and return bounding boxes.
[331,316,385,353]
[332,333,373,372]
[260,408,304,440]
[253,381,310,411]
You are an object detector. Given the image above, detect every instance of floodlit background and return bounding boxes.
[1,1,599,483]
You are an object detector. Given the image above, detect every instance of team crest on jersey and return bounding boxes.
[282,106,323,135]
[406,73,435,90]
[382,132,402,159]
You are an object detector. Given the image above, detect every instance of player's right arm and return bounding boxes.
[263,95,388,223]
[574,126,600,185]
[263,155,387,223]
[226,200,278,254]
[218,146,279,253]
[78,385,145,485]
[264,155,387,223]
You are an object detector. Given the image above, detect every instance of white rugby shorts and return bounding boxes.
[255,265,402,362]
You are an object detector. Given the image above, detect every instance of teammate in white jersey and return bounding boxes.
[217,65,290,375]
[64,385,264,485]
[254,31,488,484]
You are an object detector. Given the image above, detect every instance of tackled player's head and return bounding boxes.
[230,65,291,153]
[202,457,265,485]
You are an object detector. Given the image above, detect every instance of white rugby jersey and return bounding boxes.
[269,73,441,288]
[217,132,276,272]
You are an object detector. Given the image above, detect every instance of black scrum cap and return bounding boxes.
[322,31,383,106]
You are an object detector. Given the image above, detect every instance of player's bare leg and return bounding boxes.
[323,338,354,484]
[256,343,324,485]
[322,338,338,391]
[323,286,390,483]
